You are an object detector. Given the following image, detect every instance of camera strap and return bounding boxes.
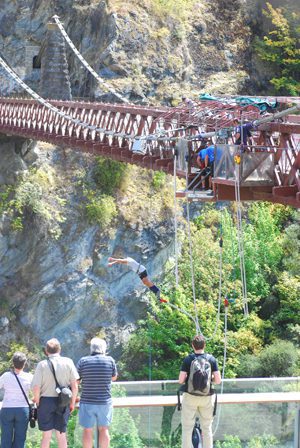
[12,371,31,409]
[47,358,62,390]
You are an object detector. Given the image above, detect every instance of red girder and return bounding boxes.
[0,98,299,207]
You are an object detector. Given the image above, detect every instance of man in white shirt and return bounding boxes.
[31,338,79,448]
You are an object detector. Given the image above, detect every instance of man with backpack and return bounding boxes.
[178,335,221,448]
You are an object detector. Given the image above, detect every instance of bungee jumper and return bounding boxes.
[108,256,161,299]
[107,256,195,319]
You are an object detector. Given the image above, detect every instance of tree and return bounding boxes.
[272,272,300,335]
[255,2,300,95]
[236,340,299,377]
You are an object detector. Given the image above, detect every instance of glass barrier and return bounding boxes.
[214,145,275,186]
[176,138,188,171]
[1,378,299,447]
[115,376,300,395]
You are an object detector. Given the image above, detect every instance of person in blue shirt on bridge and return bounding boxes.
[196,145,215,192]
[77,338,117,448]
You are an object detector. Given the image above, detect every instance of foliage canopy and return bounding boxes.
[255,2,300,95]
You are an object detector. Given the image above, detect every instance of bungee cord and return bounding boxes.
[205,216,224,342]
[234,145,249,316]
[213,304,228,436]
[173,151,179,288]
[185,171,201,335]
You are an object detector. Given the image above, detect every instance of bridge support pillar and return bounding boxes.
[40,20,72,100]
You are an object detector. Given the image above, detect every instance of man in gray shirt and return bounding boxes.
[32,338,79,448]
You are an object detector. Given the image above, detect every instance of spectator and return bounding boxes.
[179,335,221,448]
[108,256,161,299]
[0,351,33,448]
[31,338,79,448]
[77,338,117,448]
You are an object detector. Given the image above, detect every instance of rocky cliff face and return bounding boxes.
[0,136,176,360]
[0,0,269,103]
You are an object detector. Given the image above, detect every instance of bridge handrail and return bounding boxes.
[112,391,300,408]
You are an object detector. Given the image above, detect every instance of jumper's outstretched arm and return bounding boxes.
[108,257,128,267]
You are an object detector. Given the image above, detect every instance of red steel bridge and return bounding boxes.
[0,96,299,207]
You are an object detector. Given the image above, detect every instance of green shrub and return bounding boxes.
[152,171,166,190]
[92,157,127,195]
[247,434,279,447]
[110,409,144,447]
[236,353,262,378]
[237,339,299,378]
[85,192,117,228]
[258,340,299,377]
[0,167,66,238]
[215,435,242,448]
[0,342,42,375]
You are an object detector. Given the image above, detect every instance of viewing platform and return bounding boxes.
[5,377,297,447]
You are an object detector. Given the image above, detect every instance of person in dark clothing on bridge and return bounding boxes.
[233,119,254,145]
[77,338,117,448]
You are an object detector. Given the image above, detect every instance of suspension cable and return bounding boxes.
[52,15,130,104]
[0,59,201,144]
[0,54,130,136]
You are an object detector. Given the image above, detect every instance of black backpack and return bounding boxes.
[187,354,212,396]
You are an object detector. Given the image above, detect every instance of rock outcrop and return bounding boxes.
[0,0,270,103]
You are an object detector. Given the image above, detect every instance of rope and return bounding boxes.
[205,216,223,341]
[53,15,130,104]
[173,150,179,288]
[213,305,228,436]
[161,301,197,327]
[234,147,248,316]
[228,210,238,302]
[185,146,201,335]
[148,317,152,447]
[233,117,248,315]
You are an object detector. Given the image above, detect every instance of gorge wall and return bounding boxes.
[0,0,277,102]
[0,137,176,360]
